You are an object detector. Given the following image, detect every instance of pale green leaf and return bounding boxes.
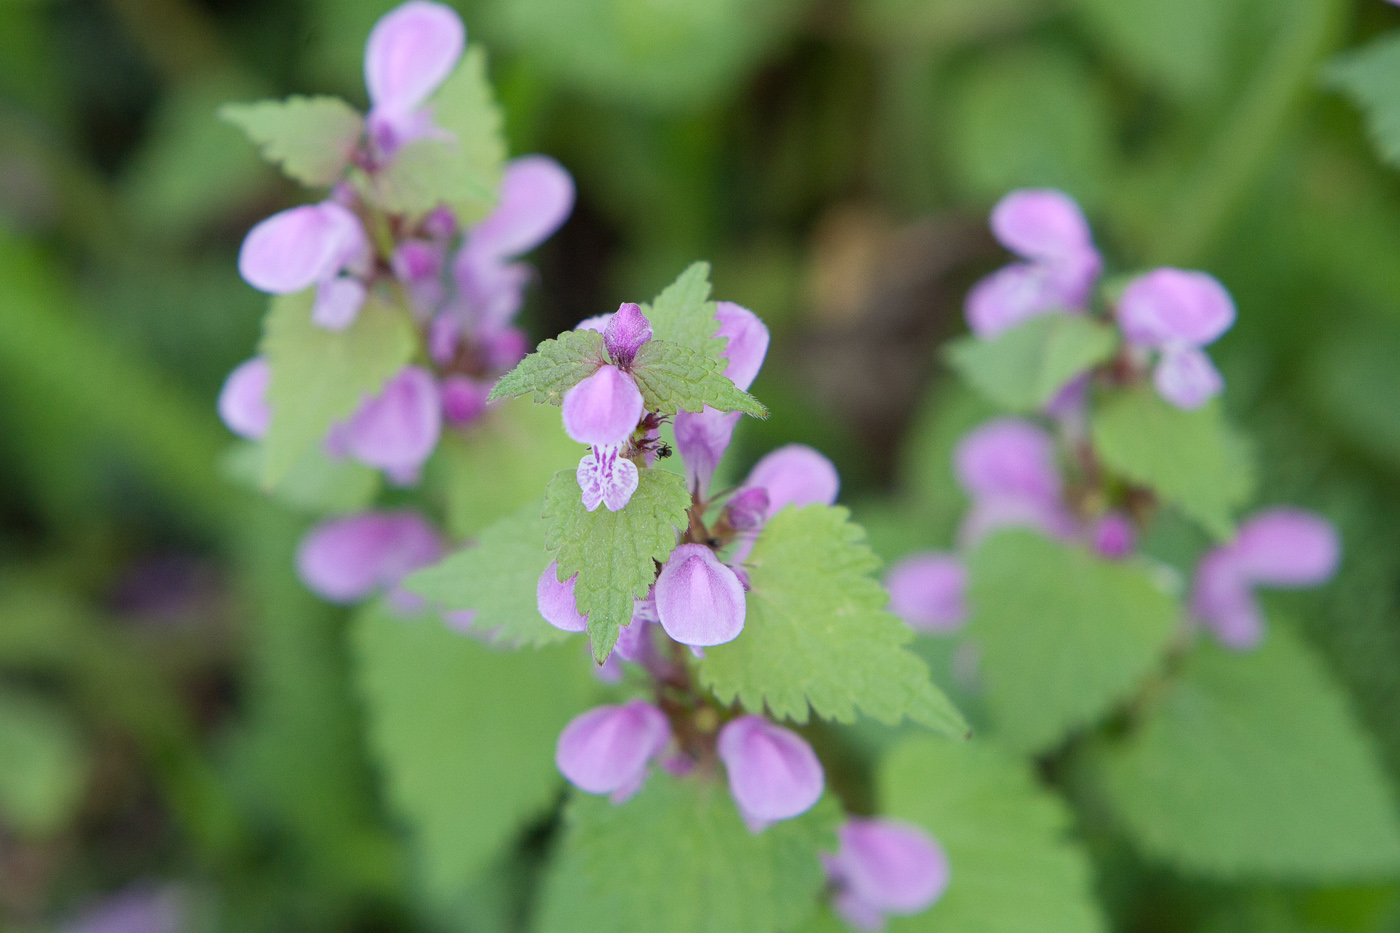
[967,531,1179,754]
[880,736,1107,933]
[0,688,88,837]
[351,600,594,901]
[258,289,417,486]
[1327,35,1400,168]
[533,776,839,933]
[1074,0,1236,102]
[221,441,380,516]
[1094,625,1400,881]
[543,468,690,661]
[640,262,724,358]
[701,505,969,738]
[488,330,606,405]
[1092,387,1254,540]
[945,314,1118,412]
[366,46,505,223]
[405,501,569,648]
[219,95,364,187]
[631,338,767,418]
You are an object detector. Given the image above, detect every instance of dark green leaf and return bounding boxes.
[631,338,767,417]
[488,329,607,405]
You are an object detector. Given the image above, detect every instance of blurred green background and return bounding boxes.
[5,0,1400,930]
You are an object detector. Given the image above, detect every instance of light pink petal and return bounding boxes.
[464,155,575,260]
[603,302,653,367]
[655,544,746,647]
[1191,549,1264,650]
[364,1,465,117]
[715,301,770,391]
[575,313,612,333]
[555,700,671,797]
[440,375,493,426]
[826,819,950,916]
[453,252,533,334]
[340,367,443,476]
[537,561,588,632]
[990,189,1095,263]
[723,487,770,532]
[953,418,1061,504]
[1118,268,1235,349]
[831,889,887,933]
[1153,347,1224,411]
[742,444,840,519]
[964,263,1064,338]
[561,365,644,447]
[1090,512,1137,560]
[296,510,442,603]
[576,445,639,512]
[957,495,1081,550]
[1230,508,1341,588]
[885,553,967,633]
[674,407,741,496]
[312,276,367,331]
[238,202,365,294]
[218,357,271,440]
[716,715,824,824]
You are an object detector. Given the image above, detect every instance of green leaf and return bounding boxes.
[631,338,767,417]
[1327,35,1400,168]
[543,468,690,661]
[880,736,1107,933]
[221,441,380,516]
[1094,625,1400,881]
[488,329,607,405]
[366,45,506,223]
[405,502,569,648]
[700,505,968,738]
[1305,322,1400,469]
[641,262,724,359]
[533,776,839,933]
[430,396,585,538]
[219,95,364,187]
[967,531,1179,754]
[0,688,88,838]
[945,314,1118,412]
[1074,0,1236,103]
[351,600,594,901]
[1092,387,1254,540]
[258,289,417,486]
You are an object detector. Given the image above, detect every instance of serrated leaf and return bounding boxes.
[259,289,417,486]
[351,600,594,901]
[880,736,1107,933]
[219,95,364,187]
[1327,35,1400,168]
[967,531,1179,754]
[631,338,767,418]
[700,505,968,737]
[366,45,505,223]
[945,314,1118,412]
[0,688,88,838]
[543,468,690,661]
[404,502,568,648]
[640,262,724,358]
[1094,625,1400,881]
[488,329,606,405]
[430,396,585,538]
[1092,387,1253,541]
[533,776,839,933]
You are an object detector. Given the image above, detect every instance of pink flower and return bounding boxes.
[561,365,644,447]
[576,444,640,512]
[654,544,747,647]
[953,418,1078,548]
[885,553,967,633]
[363,1,465,158]
[537,560,587,632]
[217,357,271,440]
[330,366,442,485]
[822,819,950,931]
[296,510,442,604]
[717,715,824,829]
[238,201,371,331]
[1117,268,1235,410]
[555,700,672,803]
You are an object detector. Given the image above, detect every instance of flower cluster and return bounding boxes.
[217,0,574,489]
[966,189,1235,412]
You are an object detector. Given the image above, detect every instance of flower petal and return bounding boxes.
[561,365,644,447]
[715,301,770,391]
[1230,508,1341,588]
[741,444,840,519]
[296,510,442,603]
[1190,549,1264,650]
[312,276,367,331]
[217,357,271,440]
[537,561,588,632]
[827,818,950,916]
[463,154,575,260]
[238,202,365,294]
[1153,346,1224,411]
[716,715,824,824]
[364,0,465,117]
[885,553,967,633]
[603,302,653,367]
[990,189,1096,264]
[674,407,741,496]
[1118,268,1235,349]
[340,367,443,478]
[953,418,1061,504]
[576,445,639,512]
[555,700,671,797]
[655,544,746,646]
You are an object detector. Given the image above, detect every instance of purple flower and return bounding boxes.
[537,560,587,632]
[452,155,575,334]
[965,189,1101,338]
[330,366,442,485]
[674,302,771,494]
[742,445,841,519]
[724,488,770,531]
[576,444,640,512]
[885,553,967,633]
[439,375,493,426]
[654,544,747,646]
[238,201,371,331]
[1190,508,1341,649]
[954,418,1078,548]
[562,365,644,447]
[363,1,465,158]
[823,819,950,931]
[218,357,271,440]
[60,884,183,933]
[1117,268,1235,410]
[1089,512,1137,560]
[296,510,442,604]
[392,238,448,315]
[716,715,824,829]
[603,302,653,367]
[555,700,672,803]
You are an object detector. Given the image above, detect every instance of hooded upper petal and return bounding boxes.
[296,510,442,603]
[1153,346,1224,411]
[463,155,575,261]
[953,418,1061,504]
[561,365,644,447]
[339,367,443,478]
[218,357,271,440]
[238,202,365,295]
[655,544,746,646]
[537,561,588,632]
[742,445,840,520]
[714,301,770,391]
[364,1,465,118]
[990,189,1096,264]
[1229,508,1341,588]
[674,407,741,496]
[1118,268,1235,349]
[555,700,671,797]
[824,819,950,924]
[885,553,967,633]
[716,715,824,825]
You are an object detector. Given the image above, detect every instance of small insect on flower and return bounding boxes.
[655,442,674,460]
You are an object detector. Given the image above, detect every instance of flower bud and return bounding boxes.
[742,445,840,519]
[217,357,271,440]
[824,819,950,930]
[440,375,493,426]
[555,700,671,801]
[1153,346,1224,411]
[1090,512,1137,560]
[1118,268,1235,350]
[338,367,442,483]
[885,553,967,633]
[603,302,653,368]
[537,561,588,632]
[577,444,640,512]
[561,365,644,447]
[716,715,824,826]
[655,544,747,647]
[296,510,441,604]
[724,488,771,532]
